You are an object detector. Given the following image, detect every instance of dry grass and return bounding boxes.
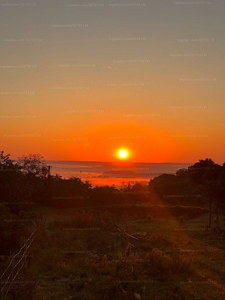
[8,207,225,300]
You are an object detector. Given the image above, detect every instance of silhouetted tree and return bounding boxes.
[0,151,32,212]
[188,158,223,228]
[18,154,49,178]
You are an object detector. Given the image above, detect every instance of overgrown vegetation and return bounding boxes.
[1,151,225,299]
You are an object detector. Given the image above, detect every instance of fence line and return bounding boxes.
[0,228,37,299]
[116,227,140,254]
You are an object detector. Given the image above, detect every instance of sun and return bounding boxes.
[115,148,131,160]
[119,149,128,159]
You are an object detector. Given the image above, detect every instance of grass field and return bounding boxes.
[3,205,225,300]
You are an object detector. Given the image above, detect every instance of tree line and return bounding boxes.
[1,151,225,229]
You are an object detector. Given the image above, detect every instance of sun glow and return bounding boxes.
[118,149,128,159]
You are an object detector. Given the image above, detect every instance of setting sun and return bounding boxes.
[119,149,128,159]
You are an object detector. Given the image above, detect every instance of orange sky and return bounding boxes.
[1,1,225,163]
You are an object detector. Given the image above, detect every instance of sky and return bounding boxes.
[0,0,225,163]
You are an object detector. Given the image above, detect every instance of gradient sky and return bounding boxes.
[1,0,225,163]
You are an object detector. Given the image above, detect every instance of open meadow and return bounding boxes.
[3,204,224,300]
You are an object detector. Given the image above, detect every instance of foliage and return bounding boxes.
[17,154,49,178]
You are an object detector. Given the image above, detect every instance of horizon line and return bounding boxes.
[45,160,194,164]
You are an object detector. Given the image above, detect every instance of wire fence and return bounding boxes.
[0,228,37,299]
